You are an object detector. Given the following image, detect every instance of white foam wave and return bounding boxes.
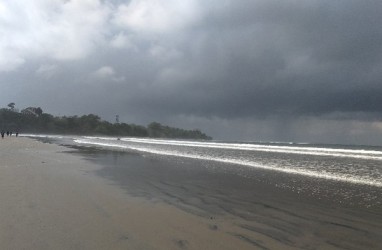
[116,138,382,160]
[20,134,66,139]
[74,139,382,188]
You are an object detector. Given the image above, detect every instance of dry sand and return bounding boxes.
[0,137,267,250]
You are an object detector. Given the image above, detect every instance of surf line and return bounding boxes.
[74,139,382,188]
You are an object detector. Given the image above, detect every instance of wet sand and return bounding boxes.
[1,137,381,249]
[77,145,382,250]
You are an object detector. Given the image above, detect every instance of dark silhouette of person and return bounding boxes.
[1,131,4,139]
[6,131,9,136]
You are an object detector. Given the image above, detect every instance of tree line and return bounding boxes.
[0,106,212,140]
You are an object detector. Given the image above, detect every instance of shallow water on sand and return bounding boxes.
[27,134,382,207]
[81,149,382,250]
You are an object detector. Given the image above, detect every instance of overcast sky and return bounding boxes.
[1,0,382,145]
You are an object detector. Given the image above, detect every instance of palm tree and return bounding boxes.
[7,102,15,111]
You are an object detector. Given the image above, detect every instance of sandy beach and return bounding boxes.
[0,137,264,249]
[0,137,381,249]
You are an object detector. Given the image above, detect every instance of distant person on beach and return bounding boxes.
[16,131,19,137]
[6,131,9,136]
[1,131,4,139]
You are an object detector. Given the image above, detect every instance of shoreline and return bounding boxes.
[0,137,268,249]
[1,137,381,249]
[80,145,382,249]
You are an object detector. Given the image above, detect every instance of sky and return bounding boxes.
[1,0,382,145]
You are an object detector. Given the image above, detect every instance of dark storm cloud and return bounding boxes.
[103,0,382,122]
[2,0,382,143]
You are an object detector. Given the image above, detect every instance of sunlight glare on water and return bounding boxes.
[72,136,382,188]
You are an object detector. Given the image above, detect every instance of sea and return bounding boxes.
[23,134,382,208]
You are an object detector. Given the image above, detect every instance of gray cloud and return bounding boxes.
[1,0,382,144]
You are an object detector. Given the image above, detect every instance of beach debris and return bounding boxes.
[174,239,189,249]
[118,234,129,241]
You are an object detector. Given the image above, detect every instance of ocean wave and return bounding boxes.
[74,138,382,188]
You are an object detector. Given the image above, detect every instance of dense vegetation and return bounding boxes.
[0,106,212,140]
